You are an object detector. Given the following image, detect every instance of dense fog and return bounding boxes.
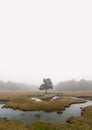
[0,80,38,92]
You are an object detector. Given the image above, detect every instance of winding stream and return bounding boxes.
[0,100,92,124]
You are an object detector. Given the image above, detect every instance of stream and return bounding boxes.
[0,100,92,124]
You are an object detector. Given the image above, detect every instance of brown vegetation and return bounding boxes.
[0,92,85,112]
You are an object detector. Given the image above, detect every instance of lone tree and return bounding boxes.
[39,78,53,94]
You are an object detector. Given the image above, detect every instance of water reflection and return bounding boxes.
[0,100,92,124]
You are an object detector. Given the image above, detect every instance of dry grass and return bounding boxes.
[0,92,85,112]
[0,118,33,130]
[1,91,92,100]
[0,92,44,99]
[5,97,84,111]
[63,91,92,97]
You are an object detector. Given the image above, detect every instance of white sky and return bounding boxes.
[0,0,92,85]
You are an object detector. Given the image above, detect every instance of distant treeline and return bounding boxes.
[1,79,92,92]
[0,80,38,92]
[54,79,92,91]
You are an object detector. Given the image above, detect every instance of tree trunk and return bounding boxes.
[45,89,48,95]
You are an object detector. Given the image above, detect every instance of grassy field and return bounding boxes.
[63,91,92,97]
[0,91,92,99]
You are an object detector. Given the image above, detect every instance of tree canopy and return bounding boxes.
[39,78,53,94]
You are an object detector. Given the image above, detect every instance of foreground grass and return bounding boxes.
[0,118,32,130]
[0,118,60,130]
[0,105,92,130]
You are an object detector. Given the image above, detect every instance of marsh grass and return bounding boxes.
[63,91,92,97]
[3,94,85,112]
[0,118,33,130]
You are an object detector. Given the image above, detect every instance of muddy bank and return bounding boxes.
[0,99,9,104]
